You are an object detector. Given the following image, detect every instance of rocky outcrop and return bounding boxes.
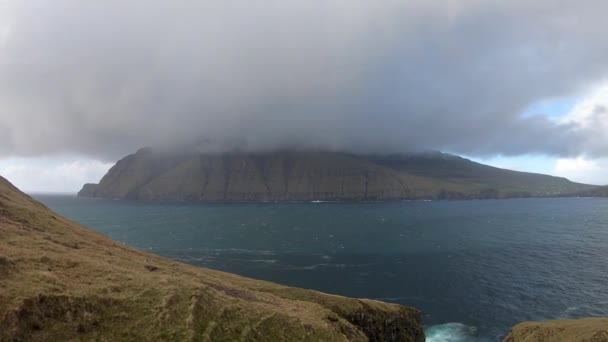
[77,183,98,197]
[79,148,594,202]
[504,318,608,342]
[0,175,425,341]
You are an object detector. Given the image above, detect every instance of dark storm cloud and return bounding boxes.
[1,0,608,160]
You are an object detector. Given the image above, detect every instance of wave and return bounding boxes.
[249,259,278,264]
[300,263,347,270]
[425,323,479,342]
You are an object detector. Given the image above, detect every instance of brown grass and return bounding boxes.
[0,176,423,342]
[504,318,608,342]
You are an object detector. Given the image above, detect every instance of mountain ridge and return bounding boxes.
[79,149,595,201]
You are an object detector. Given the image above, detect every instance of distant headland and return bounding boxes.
[78,148,596,202]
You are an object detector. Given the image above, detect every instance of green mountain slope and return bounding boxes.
[367,152,595,197]
[79,148,595,201]
[0,175,424,341]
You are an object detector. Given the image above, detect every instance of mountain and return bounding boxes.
[79,148,594,201]
[367,152,595,197]
[0,175,424,341]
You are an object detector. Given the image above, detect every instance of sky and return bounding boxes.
[1,1,608,192]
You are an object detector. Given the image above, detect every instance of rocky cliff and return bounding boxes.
[0,175,425,341]
[77,183,98,197]
[504,318,608,341]
[79,148,594,201]
[576,186,608,197]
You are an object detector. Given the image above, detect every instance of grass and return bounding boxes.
[0,176,424,342]
[505,318,608,342]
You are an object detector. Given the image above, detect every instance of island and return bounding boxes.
[78,148,595,202]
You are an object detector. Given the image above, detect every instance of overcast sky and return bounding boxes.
[1,0,608,192]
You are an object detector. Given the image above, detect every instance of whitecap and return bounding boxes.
[249,259,278,264]
[425,323,478,342]
[300,263,347,270]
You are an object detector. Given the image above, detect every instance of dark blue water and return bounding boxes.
[33,195,608,341]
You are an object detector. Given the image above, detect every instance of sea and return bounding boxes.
[33,195,608,341]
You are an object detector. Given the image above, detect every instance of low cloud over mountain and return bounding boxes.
[1,1,608,160]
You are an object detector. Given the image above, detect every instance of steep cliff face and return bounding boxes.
[77,183,98,197]
[79,148,594,201]
[0,175,425,341]
[81,149,457,201]
[504,318,608,342]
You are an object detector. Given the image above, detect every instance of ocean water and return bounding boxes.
[34,195,608,341]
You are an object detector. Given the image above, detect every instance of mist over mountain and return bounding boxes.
[2,1,608,162]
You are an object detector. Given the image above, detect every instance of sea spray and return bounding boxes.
[425,323,479,342]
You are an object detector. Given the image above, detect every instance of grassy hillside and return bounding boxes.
[0,175,424,341]
[504,318,608,341]
[367,152,595,197]
[80,149,594,201]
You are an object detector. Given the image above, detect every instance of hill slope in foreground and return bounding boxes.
[79,149,595,201]
[0,175,424,341]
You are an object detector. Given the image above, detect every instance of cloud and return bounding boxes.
[554,157,608,185]
[1,0,608,161]
[548,84,608,185]
[560,84,608,157]
[0,157,113,193]
[470,154,556,176]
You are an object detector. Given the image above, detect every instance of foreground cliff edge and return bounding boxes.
[504,318,608,342]
[0,176,424,341]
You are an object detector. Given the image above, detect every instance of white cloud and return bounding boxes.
[559,82,608,156]
[553,157,608,185]
[544,81,608,185]
[0,157,112,193]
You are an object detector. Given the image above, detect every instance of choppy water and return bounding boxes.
[34,195,608,341]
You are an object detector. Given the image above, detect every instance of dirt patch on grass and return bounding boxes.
[0,256,14,276]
